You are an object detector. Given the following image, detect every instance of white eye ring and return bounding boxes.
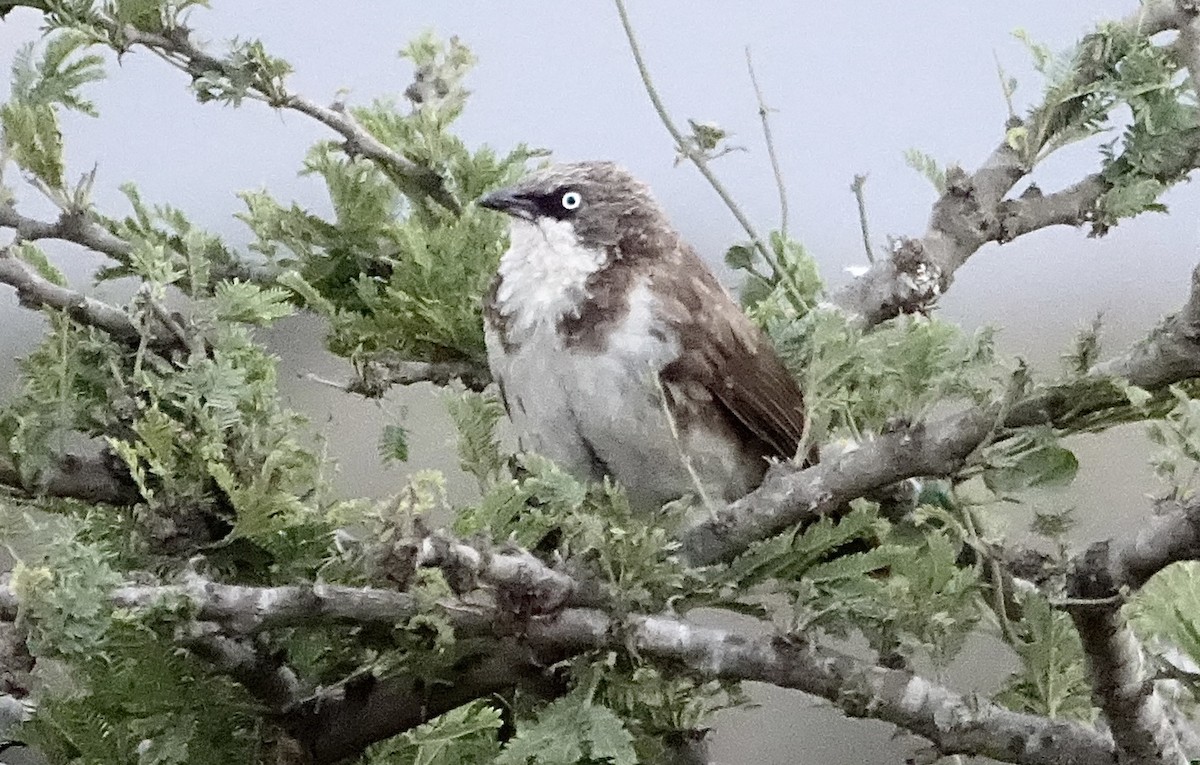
[561,191,582,210]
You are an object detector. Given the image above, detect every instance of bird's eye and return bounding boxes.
[561,191,582,211]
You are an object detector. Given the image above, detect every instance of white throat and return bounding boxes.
[494,217,607,340]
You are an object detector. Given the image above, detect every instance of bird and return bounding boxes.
[477,161,806,512]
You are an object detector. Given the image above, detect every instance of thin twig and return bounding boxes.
[745,46,789,240]
[612,0,809,302]
[302,372,351,391]
[850,174,874,264]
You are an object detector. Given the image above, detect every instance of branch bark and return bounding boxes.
[0,202,266,287]
[830,3,1195,328]
[0,573,1124,765]
[0,450,140,506]
[0,243,194,356]
[527,609,1119,765]
[350,355,492,395]
[0,204,131,260]
[1065,522,1195,765]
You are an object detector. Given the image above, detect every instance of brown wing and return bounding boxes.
[650,243,806,461]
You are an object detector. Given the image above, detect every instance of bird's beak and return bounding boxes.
[478,187,537,220]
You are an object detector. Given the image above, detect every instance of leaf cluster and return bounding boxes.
[0,30,103,191]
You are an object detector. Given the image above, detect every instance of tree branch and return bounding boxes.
[282,639,554,765]
[0,243,183,349]
[1064,514,1198,765]
[0,450,140,506]
[0,203,130,260]
[0,201,266,286]
[108,577,431,635]
[525,609,1119,765]
[350,355,492,396]
[0,570,1124,765]
[180,622,302,712]
[830,4,1194,327]
[682,252,1200,566]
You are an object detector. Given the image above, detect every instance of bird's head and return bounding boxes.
[478,161,667,249]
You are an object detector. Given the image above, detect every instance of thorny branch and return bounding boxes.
[830,0,1200,328]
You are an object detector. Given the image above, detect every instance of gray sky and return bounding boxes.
[0,3,1193,764]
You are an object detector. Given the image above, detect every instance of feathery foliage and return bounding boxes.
[2,3,1200,763]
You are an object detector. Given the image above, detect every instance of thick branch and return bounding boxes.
[0,450,140,506]
[1066,523,1194,765]
[1067,602,1187,765]
[830,4,1193,327]
[683,253,1200,565]
[0,255,125,332]
[0,244,172,345]
[350,355,492,395]
[181,622,301,712]
[1,571,1122,765]
[0,202,265,286]
[0,204,131,260]
[1089,263,1200,388]
[416,531,609,610]
[108,577,430,635]
[679,408,996,566]
[525,609,1117,765]
[283,638,555,765]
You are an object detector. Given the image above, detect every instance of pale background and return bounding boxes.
[1,3,1195,763]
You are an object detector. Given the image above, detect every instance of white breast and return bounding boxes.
[493,218,606,343]
[485,220,750,510]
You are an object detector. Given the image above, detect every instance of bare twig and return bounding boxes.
[613,0,811,302]
[745,47,788,239]
[850,173,874,263]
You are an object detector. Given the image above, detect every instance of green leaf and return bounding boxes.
[1131,561,1200,681]
[496,699,636,765]
[12,242,66,286]
[984,438,1079,493]
[365,701,502,765]
[903,148,947,193]
[211,280,294,325]
[378,423,409,465]
[995,594,1092,720]
[724,243,756,272]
